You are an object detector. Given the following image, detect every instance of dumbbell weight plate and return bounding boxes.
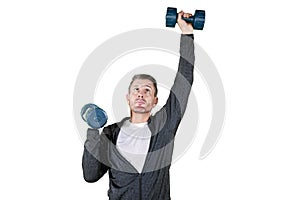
[81,103,94,122]
[166,7,177,27]
[193,10,205,30]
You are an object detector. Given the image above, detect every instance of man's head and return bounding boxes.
[126,74,158,115]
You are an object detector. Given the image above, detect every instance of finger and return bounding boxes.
[178,10,184,19]
[178,11,184,23]
[183,13,192,18]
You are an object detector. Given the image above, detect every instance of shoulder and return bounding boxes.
[104,117,129,131]
[102,117,130,141]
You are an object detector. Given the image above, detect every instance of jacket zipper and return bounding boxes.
[139,174,142,200]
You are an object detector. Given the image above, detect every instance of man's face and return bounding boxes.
[126,79,158,114]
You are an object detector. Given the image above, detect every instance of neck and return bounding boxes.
[130,112,150,123]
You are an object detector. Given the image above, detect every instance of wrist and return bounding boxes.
[182,32,193,35]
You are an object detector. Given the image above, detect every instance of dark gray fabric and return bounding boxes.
[82,34,195,200]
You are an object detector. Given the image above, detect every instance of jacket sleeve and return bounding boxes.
[153,34,195,134]
[82,128,109,183]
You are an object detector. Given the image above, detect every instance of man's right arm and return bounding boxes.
[82,128,109,182]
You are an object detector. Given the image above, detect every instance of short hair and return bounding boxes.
[128,74,158,97]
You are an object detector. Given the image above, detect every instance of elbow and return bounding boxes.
[82,164,101,183]
[82,165,107,183]
[83,173,100,183]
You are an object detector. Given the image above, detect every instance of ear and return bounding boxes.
[153,97,158,106]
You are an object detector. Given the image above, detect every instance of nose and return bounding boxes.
[137,91,144,98]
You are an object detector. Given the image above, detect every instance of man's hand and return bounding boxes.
[177,11,194,34]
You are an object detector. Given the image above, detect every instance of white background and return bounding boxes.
[1,0,300,199]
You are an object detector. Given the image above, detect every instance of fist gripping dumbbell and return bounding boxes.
[81,103,108,129]
[166,7,205,30]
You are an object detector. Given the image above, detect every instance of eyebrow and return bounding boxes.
[132,84,153,89]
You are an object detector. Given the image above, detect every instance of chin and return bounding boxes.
[133,108,150,114]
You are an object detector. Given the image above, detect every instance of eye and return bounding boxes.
[132,88,139,93]
[144,88,152,95]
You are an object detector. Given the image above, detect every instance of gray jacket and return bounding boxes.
[82,34,195,200]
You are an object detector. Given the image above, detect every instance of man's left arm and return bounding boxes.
[166,33,195,127]
[150,11,195,133]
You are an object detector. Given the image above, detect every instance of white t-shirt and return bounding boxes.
[116,120,151,173]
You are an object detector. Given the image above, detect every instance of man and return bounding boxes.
[82,11,195,200]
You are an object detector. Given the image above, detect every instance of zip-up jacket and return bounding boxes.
[82,34,195,200]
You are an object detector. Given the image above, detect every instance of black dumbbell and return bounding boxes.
[166,7,205,30]
[81,103,108,129]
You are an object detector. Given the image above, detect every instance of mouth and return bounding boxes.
[135,99,146,105]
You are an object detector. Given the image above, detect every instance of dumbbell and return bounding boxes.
[166,7,205,30]
[81,103,108,129]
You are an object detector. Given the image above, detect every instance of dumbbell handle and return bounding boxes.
[181,16,194,24]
